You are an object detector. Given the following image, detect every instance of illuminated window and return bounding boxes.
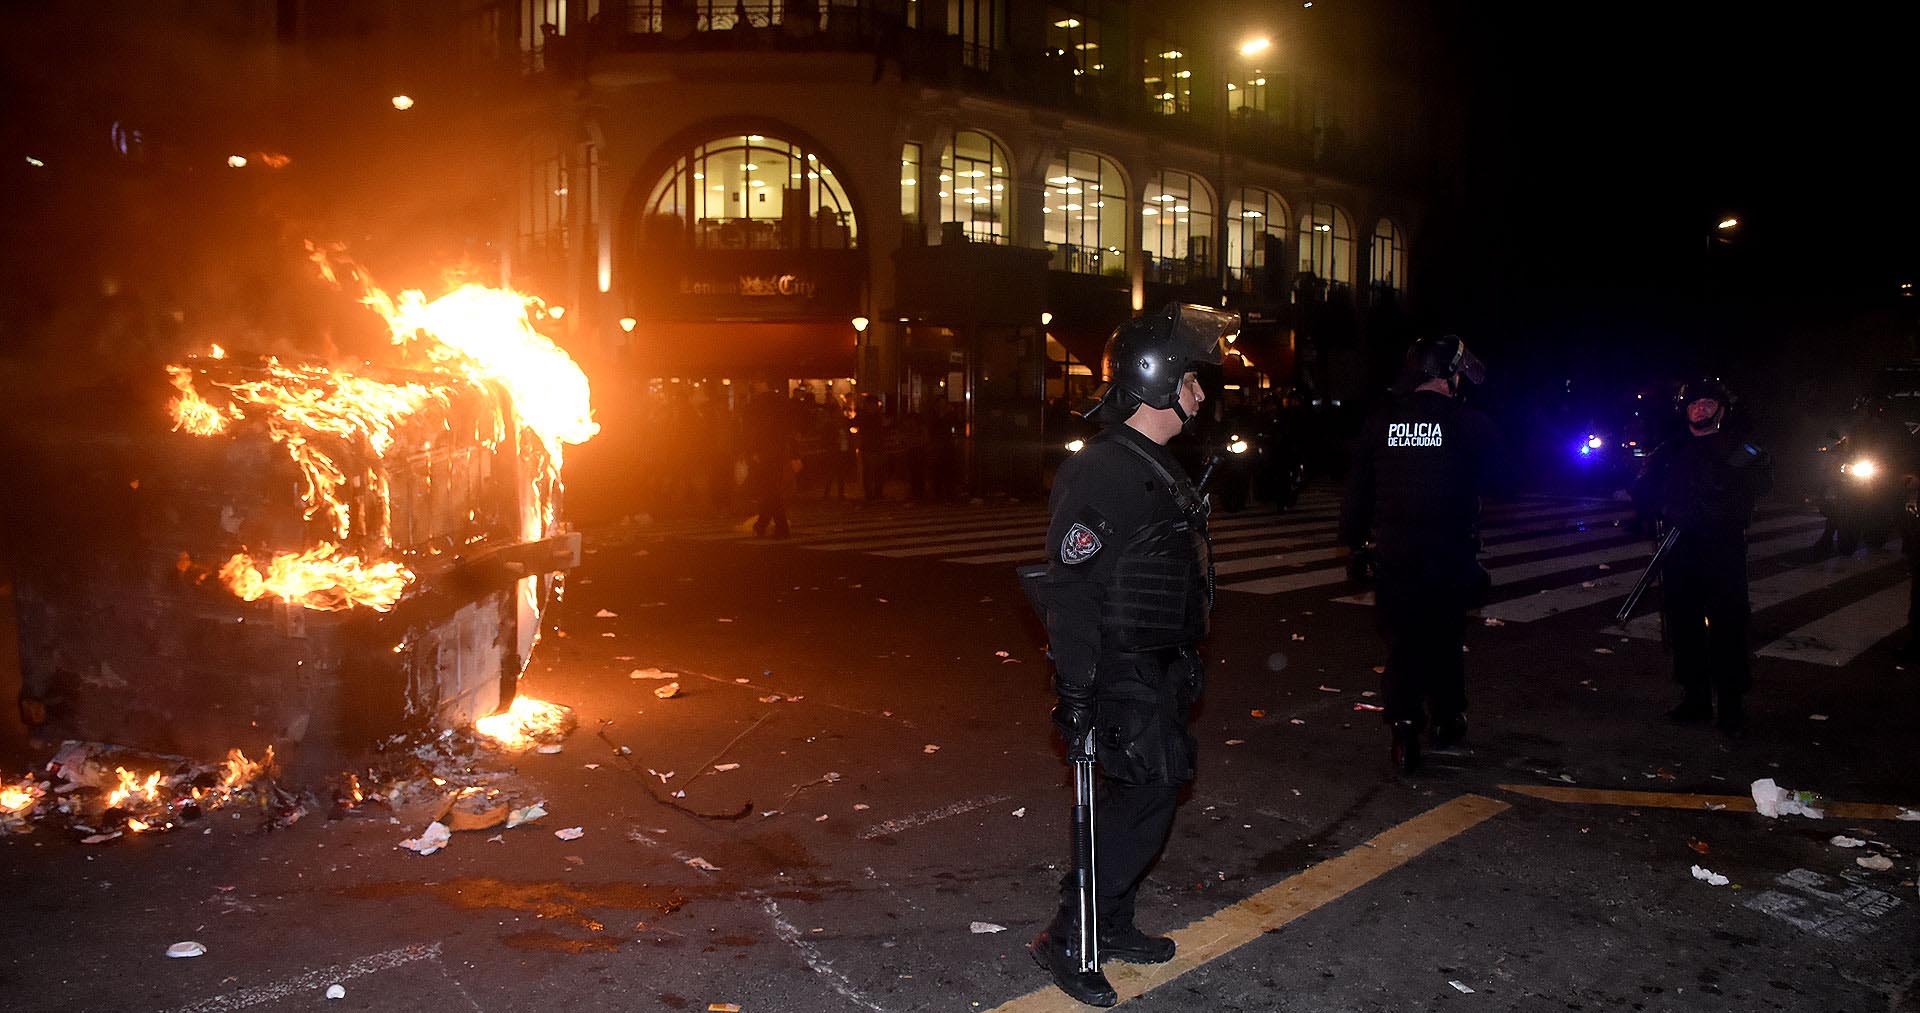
[901,142,922,233]
[1142,37,1190,116]
[641,134,858,250]
[1042,150,1127,275]
[939,130,1010,245]
[1044,4,1102,84]
[1227,187,1289,294]
[1228,66,1274,116]
[1297,202,1352,286]
[1370,218,1407,292]
[1142,169,1215,284]
[949,0,1001,71]
[518,145,569,267]
[517,0,599,70]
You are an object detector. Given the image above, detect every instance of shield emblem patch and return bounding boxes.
[1060,522,1102,564]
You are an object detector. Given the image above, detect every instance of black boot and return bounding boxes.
[1430,713,1468,750]
[1390,720,1422,773]
[1031,928,1117,1006]
[1098,923,1176,964]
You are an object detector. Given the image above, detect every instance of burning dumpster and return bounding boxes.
[5,275,596,778]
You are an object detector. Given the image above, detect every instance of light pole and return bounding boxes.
[852,315,871,398]
[1219,34,1271,310]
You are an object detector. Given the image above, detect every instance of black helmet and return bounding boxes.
[1087,303,1238,422]
[1675,377,1733,412]
[1397,334,1484,395]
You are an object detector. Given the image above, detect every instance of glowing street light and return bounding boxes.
[618,317,638,333]
[851,316,870,333]
[1239,37,1271,57]
[226,155,247,168]
[1040,311,1053,326]
[1717,217,1739,230]
[547,305,566,320]
[391,95,415,111]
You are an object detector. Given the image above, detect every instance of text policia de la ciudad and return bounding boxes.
[1386,422,1444,447]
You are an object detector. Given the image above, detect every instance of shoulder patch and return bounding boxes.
[1060,522,1102,564]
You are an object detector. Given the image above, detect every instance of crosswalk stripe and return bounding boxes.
[1608,549,1905,638]
[850,506,1343,556]
[1213,514,1634,577]
[1756,581,1912,666]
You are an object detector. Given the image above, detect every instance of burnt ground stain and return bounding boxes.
[659,996,689,1010]
[503,930,627,955]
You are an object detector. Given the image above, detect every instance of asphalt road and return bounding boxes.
[2,489,1917,1012]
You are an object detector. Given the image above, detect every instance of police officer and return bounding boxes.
[1030,303,1235,1007]
[1631,378,1772,732]
[1340,336,1502,773]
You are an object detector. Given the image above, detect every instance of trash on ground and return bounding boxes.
[1687,839,1710,855]
[1751,778,1824,819]
[994,651,1011,658]
[815,814,829,822]
[1830,835,1867,848]
[1250,709,1267,718]
[923,744,941,754]
[1289,718,1306,726]
[554,826,584,841]
[853,803,870,811]
[1597,563,1611,571]
[630,668,677,680]
[1012,807,1026,817]
[1353,703,1385,712]
[325,985,347,1000]
[595,609,618,618]
[970,921,1007,934]
[1360,690,1377,698]
[1857,854,1895,871]
[1449,980,1475,994]
[1290,633,1306,641]
[1899,809,1920,821]
[166,941,207,958]
[1316,685,1341,693]
[708,1005,741,1013]
[1808,714,1829,721]
[1371,665,1385,674]
[1690,865,1730,886]
[1593,647,1614,655]
[80,831,122,845]
[399,821,452,855]
[1580,581,1596,589]
[713,763,740,772]
[1482,617,1505,627]
[506,803,548,829]
[685,856,720,872]
[535,744,563,755]
[584,763,600,770]
[1225,739,1246,746]
[654,682,681,700]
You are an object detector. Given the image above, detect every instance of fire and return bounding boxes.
[473,696,572,751]
[1,783,36,814]
[106,767,162,809]
[220,747,274,792]
[166,365,235,436]
[220,544,414,613]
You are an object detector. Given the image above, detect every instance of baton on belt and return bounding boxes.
[1614,527,1681,624]
[1071,729,1100,972]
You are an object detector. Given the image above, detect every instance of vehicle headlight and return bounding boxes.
[1228,439,1250,455]
[1845,458,1878,480]
[1585,434,1605,450]
[1065,439,1085,453]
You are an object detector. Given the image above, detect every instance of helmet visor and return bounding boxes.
[1455,342,1486,385]
[1168,304,1238,367]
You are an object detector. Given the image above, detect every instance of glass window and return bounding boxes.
[1141,169,1215,284]
[948,0,1000,70]
[939,130,1010,245]
[1297,202,1353,286]
[1045,5,1102,82]
[900,142,921,233]
[1227,64,1271,115]
[1042,150,1127,275]
[518,146,569,267]
[1142,38,1190,116]
[641,133,858,250]
[1227,187,1288,294]
[1370,218,1407,292]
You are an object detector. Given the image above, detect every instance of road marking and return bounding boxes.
[1497,783,1916,820]
[858,793,1015,840]
[983,794,1510,1012]
[763,897,891,1013]
[163,942,444,1013]
[1617,550,1906,639]
[1757,580,1911,666]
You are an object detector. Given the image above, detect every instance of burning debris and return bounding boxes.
[0,740,292,838]
[8,248,597,777]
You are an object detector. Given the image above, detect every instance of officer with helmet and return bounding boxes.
[1340,335,1503,773]
[1029,302,1236,1006]
[1631,378,1772,732]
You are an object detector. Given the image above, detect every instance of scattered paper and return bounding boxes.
[994,651,1011,658]
[555,826,585,841]
[1751,778,1824,819]
[1482,617,1505,627]
[1690,865,1730,887]
[713,763,741,772]
[1593,647,1614,655]
[1360,690,1377,698]
[1250,709,1267,718]
[1225,739,1246,746]
[1808,714,1829,721]
[325,984,347,1000]
[1448,980,1475,994]
[1353,703,1385,712]
[1899,808,1920,821]
[399,822,452,855]
[1289,718,1306,726]
[709,1005,741,1013]
[853,803,870,811]
[815,814,830,822]
[923,744,941,754]
[487,834,505,844]
[1597,563,1611,570]
[1012,808,1026,818]
[685,856,721,872]
[584,763,601,770]
[654,682,681,700]
[80,832,122,845]
[506,804,548,828]
[166,941,207,958]
[1290,633,1306,641]
[1830,836,1866,848]
[970,921,1007,934]
[1580,581,1596,589]
[1857,854,1894,871]
[595,609,618,618]
[1316,685,1341,693]
[536,744,563,755]
[630,668,677,680]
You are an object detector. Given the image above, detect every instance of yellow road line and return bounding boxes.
[985,793,1511,1012]
[1498,783,1914,820]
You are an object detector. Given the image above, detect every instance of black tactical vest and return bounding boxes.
[1102,441,1213,650]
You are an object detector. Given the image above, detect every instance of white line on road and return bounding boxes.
[163,942,444,1013]
[858,793,1015,840]
[1616,549,1906,638]
[762,897,892,1013]
[1757,581,1912,666]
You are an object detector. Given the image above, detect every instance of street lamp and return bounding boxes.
[1239,37,1271,57]
[1040,311,1053,327]
[618,316,637,333]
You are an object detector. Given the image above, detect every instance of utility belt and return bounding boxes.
[1101,644,1193,666]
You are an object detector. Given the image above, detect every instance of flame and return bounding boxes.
[473,695,571,751]
[220,747,274,792]
[106,767,163,809]
[167,365,234,436]
[127,817,151,832]
[221,545,414,612]
[1,783,36,814]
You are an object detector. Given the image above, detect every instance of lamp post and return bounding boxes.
[1219,34,1272,309]
[852,315,871,396]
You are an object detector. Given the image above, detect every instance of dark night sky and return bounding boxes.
[1442,3,1919,418]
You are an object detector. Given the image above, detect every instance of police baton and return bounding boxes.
[1614,527,1681,624]
[1071,728,1100,973]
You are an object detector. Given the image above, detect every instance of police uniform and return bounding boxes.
[1029,304,1231,1006]
[1340,340,1501,770]
[1632,423,1771,728]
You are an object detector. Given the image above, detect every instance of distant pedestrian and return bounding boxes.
[1340,336,1503,773]
[1631,378,1772,733]
[744,382,792,538]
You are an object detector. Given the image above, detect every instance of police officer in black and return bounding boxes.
[1631,378,1772,732]
[1340,336,1501,773]
[1030,303,1235,1007]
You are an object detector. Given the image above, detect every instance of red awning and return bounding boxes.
[627,319,858,378]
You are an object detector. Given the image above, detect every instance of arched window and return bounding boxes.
[1042,149,1127,275]
[1297,202,1353,286]
[642,133,857,250]
[1141,170,1214,284]
[939,130,1011,244]
[1226,187,1288,295]
[1370,218,1407,292]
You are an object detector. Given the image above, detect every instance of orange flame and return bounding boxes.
[106,767,163,809]
[473,696,571,751]
[220,747,274,792]
[166,365,235,436]
[220,545,414,612]
[0,783,36,815]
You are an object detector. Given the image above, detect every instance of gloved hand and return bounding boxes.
[1051,701,1093,756]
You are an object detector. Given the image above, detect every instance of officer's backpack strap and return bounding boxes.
[1111,438,1204,518]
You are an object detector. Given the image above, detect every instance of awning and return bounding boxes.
[627,319,858,378]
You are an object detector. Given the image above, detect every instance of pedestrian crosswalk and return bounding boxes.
[642,488,1912,667]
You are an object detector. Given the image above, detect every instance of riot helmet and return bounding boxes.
[1086,303,1238,423]
[1398,334,1485,396]
[1675,377,1732,430]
